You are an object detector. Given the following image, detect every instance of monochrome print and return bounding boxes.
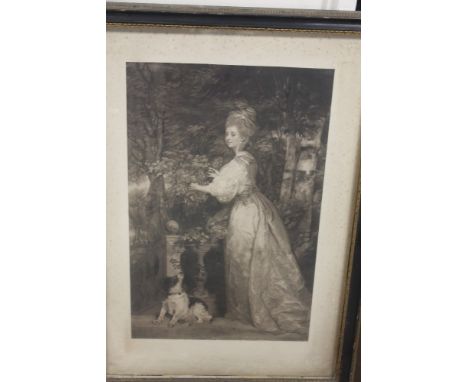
[127,63,334,341]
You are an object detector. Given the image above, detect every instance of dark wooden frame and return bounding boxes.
[107,2,360,33]
[107,3,360,381]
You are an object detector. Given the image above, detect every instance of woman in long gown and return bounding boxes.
[190,108,311,334]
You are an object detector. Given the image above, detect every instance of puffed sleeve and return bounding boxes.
[206,160,247,203]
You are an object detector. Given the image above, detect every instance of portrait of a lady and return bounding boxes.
[125,62,334,341]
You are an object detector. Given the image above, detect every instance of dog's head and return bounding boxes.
[162,273,184,295]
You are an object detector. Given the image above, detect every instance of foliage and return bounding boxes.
[280,199,306,233]
[176,226,211,247]
[206,208,230,241]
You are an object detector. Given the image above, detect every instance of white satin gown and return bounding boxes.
[205,151,311,334]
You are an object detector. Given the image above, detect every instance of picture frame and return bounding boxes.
[107,3,360,381]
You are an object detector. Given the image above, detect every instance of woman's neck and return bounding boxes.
[234,145,247,155]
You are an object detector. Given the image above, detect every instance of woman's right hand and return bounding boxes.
[208,168,220,179]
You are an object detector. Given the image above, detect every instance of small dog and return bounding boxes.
[154,273,212,327]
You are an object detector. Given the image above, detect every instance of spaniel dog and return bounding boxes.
[154,273,212,327]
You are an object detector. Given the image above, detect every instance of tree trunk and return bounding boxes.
[265,160,273,200]
[279,133,300,205]
[129,173,167,313]
[295,125,324,257]
[147,174,167,278]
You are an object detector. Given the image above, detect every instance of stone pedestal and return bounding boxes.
[165,236,211,278]
[165,234,184,277]
[165,236,217,313]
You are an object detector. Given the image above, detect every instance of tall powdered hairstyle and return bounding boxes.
[225,105,257,141]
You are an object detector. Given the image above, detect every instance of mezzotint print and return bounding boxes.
[126,63,334,341]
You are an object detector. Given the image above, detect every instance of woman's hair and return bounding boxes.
[225,106,257,140]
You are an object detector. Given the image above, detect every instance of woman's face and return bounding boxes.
[225,125,244,151]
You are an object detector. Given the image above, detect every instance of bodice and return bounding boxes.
[232,152,257,195]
